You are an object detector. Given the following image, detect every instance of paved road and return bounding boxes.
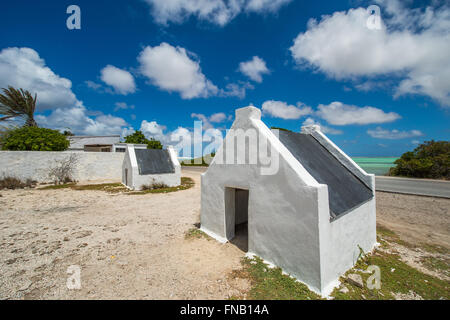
[375,176,450,198]
[182,166,450,198]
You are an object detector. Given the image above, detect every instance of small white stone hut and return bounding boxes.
[122,145,180,190]
[200,106,376,296]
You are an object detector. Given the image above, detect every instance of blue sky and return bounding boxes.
[0,0,449,157]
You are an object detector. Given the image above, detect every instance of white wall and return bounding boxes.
[0,151,125,182]
[201,106,325,293]
[201,106,376,296]
[122,145,181,190]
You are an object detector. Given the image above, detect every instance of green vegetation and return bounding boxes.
[185,227,212,241]
[1,126,69,151]
[0,176,37,190]
[270,127,292,132]
[128,177,195,195]
[231,256,321,300]
[39,177,195,195]
[123,130,163,149]
[0,86,38,127]
[181,153,215,166]
[420,256,450,277]
[39,182,126,192]
[331,248,450,300]
[224,225,450,300]
[389,140,449,180]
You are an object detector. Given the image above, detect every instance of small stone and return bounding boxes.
[19,280,32,291]
[339,286,349,294]
[346,274,364,288]
[391,268,395,273]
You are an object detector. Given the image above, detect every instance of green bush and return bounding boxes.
[389,140,449,180]
[123,130,163,149]
[1,127,70,151]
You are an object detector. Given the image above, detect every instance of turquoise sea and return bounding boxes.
[351,157,398,176]
[179,156,399,176]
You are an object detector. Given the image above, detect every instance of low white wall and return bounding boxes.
[0,151,125,182]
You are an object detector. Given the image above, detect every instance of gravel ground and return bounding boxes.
[0,169,448,299]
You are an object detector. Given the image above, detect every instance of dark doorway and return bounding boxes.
[225,187,249,252]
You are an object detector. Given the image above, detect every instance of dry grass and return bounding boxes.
[0,176,37,190]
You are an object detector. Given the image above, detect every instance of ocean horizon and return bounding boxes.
[179,156,399,176]
[352,157,398,176]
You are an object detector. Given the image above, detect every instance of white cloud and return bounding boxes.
[302,117,342,135]
[220,81,254,99]
[239,56,270,82]
[114,102,135,112]
[316,101,401,125]
[100,65,136,95]
[0,47,131,136]
[367,127,424,139]
[36,106,128,136]
[289,1,450,106]
[0,47,78,110]
[138,43,218,99]
[209,112,228,123]
[137,119,224,158]
[140,120,167,143]
[191,112,230,129]
[262,100,312,119]
[143,0,292,26]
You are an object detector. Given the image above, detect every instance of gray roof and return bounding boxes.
[135,149,175,175]
[68,135,121,149]
[277,130,373,219]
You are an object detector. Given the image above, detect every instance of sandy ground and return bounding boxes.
[376,192,449,248]
[0,169,249,300]
[0,169,448,300]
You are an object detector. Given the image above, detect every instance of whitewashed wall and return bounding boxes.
[0,151,125,182]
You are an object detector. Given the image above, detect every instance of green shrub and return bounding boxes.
[123,130,163,149]
[1,127,69,151]
[389,140,449,180]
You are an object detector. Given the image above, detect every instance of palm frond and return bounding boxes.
[0,86,38,127]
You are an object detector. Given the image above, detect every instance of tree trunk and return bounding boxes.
[25,117,38,127]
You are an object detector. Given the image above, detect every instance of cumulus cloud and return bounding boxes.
[289,1,450,106]
[100,65,136,95]
[367,127,424,139]
[36,106,128,136]
[0,47,78,110]
[262,100,313,119]
[140,120,168,143]
[0,47,131,136]
[135,118,224,158]
[143,0,292,26]
[302,117,342,135]
[220,81,254,99]
[316,101,400,125]
[239,56,270,82]
[138,43,218,99]
[191,112,230,129]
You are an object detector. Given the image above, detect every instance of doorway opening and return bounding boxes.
[225,187,249,252]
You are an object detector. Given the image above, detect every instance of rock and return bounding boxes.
[339,286,349,294]
[346,274,364,288]
[18,280,32,291]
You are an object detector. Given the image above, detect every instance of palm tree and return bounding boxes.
[0,86,38,127]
